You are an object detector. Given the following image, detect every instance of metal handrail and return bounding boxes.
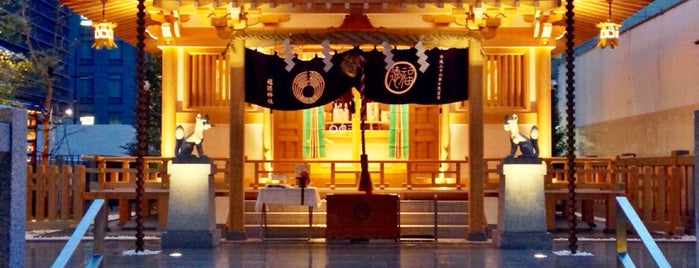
[51,199,106,268]
[615,196,671,267]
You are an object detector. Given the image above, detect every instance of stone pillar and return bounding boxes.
[694,111,698,239]
[162,162,220,248]
[0,106,27,267]
[494,162,552,249]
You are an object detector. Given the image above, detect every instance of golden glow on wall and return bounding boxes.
[484,53,526,108]
[186,53,229,108]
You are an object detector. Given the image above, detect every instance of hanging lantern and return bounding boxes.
[92,21,118,49]
[92,0,118,49]
[596,21,620,48]
[596,0,620,49]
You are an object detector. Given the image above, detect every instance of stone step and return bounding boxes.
[398,200,468,213]
[244,200,468,213]
[241,198,471,238]
[244,211,467,225]
[243,225,469,239]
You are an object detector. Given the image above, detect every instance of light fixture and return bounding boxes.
[169,252,183,257]
[92,0,117,49]
[540,22,552,44]
[161,22,173,42]
[597,0,621,49]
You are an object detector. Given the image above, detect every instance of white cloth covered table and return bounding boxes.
[254,187,321,212]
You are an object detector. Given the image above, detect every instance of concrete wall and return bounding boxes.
[556,0,699,157]
[0,106,27,267]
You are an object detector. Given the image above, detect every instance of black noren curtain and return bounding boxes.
[363,47,468,104]
[245,49,358,110]
[245,47,468,110]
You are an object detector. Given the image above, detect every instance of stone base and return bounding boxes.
[467,231,488,242]
[225,231,247,241]
[161,230,221,248]
[493,230,552,250]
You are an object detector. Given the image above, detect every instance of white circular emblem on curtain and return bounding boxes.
[384,61,417,95]
[292,71,325,104]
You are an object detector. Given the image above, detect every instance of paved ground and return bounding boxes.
[24,208,698,267]
[25,238,697,268]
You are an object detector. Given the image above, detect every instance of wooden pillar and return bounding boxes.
[352,89,361,161]
[534,47,553,158]
[226,38,246,240]
[467,38,487,241]
[160,47,179,157]
[440,104,450,166]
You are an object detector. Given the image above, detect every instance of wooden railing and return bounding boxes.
[614,150,694,235]
[26,165,85,229]
[245,158,469,190]
[484,151,694,234]
[26,152,693,234]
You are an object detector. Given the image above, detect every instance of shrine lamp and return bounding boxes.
[92,0,117,49]
[596,0,620,49]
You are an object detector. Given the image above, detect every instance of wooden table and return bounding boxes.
[255,187,321,240]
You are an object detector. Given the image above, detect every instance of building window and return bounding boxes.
[108,112,121,124]
[78,43,94,65]
[108,74,122,104]
[108,45,123,65]
[77,76,94,104]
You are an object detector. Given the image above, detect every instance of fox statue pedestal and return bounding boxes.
[162,161,220,248]
[493,162,552,250]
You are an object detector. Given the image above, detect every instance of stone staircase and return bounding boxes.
[243,199,470,239]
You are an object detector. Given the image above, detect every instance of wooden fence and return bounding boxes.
[26,165,85,229]
[614,150,694,235]
[26,152,695,235]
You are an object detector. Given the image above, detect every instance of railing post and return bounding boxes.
[406,162,413,189]
[379,162,385,189]
[94,202,106,256]
[96,157,106,188]
[253,161,260,189]
[616,200,628,267]
[330,162,336,189]
[36,165,47,221]
[73,165,86,222]
[60,165,71,220]
[642,166,654,222]
[48,165,59,220]
[26,165,34,221]
[668,167,683,234]
[120,160,129,183]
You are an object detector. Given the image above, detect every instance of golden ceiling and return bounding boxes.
[61,0,654,54]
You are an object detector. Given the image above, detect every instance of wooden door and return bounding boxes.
[273,110,303,172]
[409,105,440,171]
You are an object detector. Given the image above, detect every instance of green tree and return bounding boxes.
[1,0,76,165]
[552,83,567,156]
[0,48,32,104]
[0,0,31,104]
[122,55,162,156]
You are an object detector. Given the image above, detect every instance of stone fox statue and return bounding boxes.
[503,114,539,158]
[174,113,212,159]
